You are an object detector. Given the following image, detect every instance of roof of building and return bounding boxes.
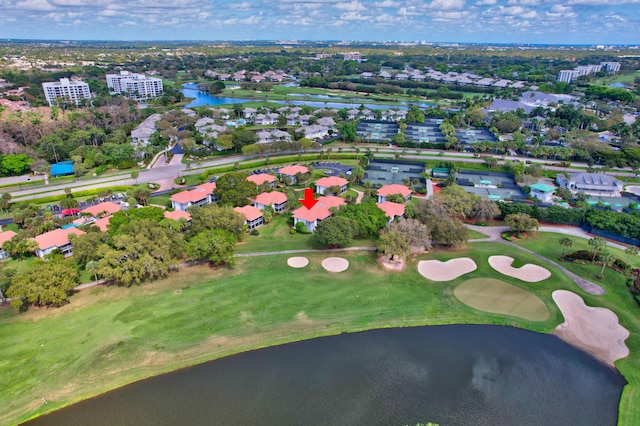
[530,183,556,193]
[33,227,85,250]
[164,210,192,221]
[254,191,287,206]
[0,230,17,246]
[92,217,111,232]
[81,201,121,217]
[279,165,309,176]
[376,201,406,218]
[195,182,216,194]
[234,205,263,222]
[50,161,74,177]
[377,184,413,197]
[170,188,210,204]
[564,173,622,187]
[315,176,348,188]
[292,195,346,223]
[247,173,276,185]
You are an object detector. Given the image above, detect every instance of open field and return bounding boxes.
[1,239,640,425]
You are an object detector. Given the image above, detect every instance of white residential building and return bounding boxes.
[106,71,163,100]
[42,78,92,107]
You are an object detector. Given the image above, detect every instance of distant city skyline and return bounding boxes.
[0,0,638,45]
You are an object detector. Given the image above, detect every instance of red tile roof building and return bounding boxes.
[81,201,122,217]
[315,176,348,195]
[376,201,406,222]
[279,165,309,183]
[292,195,346,233]
[0,230,17,260]
[234,205,264,230]
[247,173,276,187]
[376,184,412,203]
[253,191,288,212]
[32,227,85,259]
[170,182,218,211]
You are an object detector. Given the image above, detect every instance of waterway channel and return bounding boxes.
[28,325,624,426]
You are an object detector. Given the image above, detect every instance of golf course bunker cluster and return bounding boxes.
[488,256,551,282]
[417,258,477,281]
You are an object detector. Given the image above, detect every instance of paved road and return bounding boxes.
[466,224,606,295]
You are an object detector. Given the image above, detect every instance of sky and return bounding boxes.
[0,0,639,45]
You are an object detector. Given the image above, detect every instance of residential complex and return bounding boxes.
[557,61,621,83]
[106,71,163,101]
[42,78,92,107]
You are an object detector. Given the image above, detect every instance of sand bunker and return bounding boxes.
[488,256,551,282]
[321,257,349,273]
[454,278,550,321]
[553,290,629,366]
[417,258,477,282]
[287,257,309,268]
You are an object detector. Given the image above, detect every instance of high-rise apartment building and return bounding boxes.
[106,71,163,101]
[42,78,92,107]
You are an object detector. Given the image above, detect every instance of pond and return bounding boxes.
[28,325,624,426]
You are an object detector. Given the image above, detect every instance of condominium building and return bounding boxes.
[557,61,621,83]
[106,71,163,101]
[42,78,92,107]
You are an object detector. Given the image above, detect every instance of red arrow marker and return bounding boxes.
[299,187,319,210]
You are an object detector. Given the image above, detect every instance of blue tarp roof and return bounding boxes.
[50,161,74,177]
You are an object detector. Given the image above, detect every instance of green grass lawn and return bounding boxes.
[467,228,489,239]
[148,194,171,208]
[1,238,639,425]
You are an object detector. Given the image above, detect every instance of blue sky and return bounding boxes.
[0,0,638,44]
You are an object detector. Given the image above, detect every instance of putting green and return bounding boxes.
[454,278,550,321]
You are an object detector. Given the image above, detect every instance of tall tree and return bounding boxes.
[505,213,539,236]
[188,205,246,241]
[213,172,258,207]
[315,216,356,247]
[625,245,639,265]
[185,229,236,265]
[377,229,409,261]
[7,260,79,309]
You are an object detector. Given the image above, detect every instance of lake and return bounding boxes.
[181,83,431,110]
[28,325,625,426]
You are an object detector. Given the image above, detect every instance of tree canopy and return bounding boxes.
[7,260,79,308]
[213,172,258,207]
[314,216,356,247]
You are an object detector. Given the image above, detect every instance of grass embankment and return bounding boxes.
[1,234,639,424]
[514,232,640,426]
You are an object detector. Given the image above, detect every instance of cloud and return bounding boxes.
[546,4,577,19]
[507,0,540,5]
[334,1,367,11]
[229,2,253,10]
[339,11,371,20]
[14,0,55,10]
[475,0,497,5]
[374,0,400,7]
[427,0,466,9]
[567,0,640,4]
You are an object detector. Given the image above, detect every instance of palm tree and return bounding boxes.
[625,245,639,265]
[588,237,607,261]
[86,260,99,283]
[558,237,573,260]
[599,252,615,278]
